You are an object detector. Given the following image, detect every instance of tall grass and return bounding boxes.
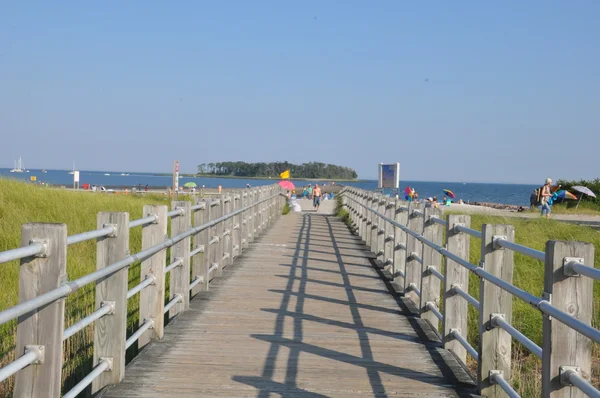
[0,179,176,397]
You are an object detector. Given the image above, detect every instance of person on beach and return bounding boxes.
[313,184,322,211]
[540,178,553,219]
[306,184,313,200]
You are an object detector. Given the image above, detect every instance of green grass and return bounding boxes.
[282,202,291,215]
[0,178,179,396]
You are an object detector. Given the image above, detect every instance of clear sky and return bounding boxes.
[1,1,598,183]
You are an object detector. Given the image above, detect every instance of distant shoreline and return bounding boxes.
[157,173,364,183]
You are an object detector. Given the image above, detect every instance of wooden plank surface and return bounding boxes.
[101,213,473,397]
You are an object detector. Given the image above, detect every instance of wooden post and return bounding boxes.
[478,224,515,397]
[93,212,129,393]
[383,199,395,273]
[225,195,234,267]
[215,194,225,277]
[376,196,386,265]
[208,199,218,283]
[420,207,443,330]
[14,223,67,398]
[365,193,373,247]
[442,214,471,364]
[169,201,192,318]
[392,200,409,282]
[233,192,241,258]
[241,192,248,249]
[404,203,424,305]
[362,192,368,242]
[370,194,379,253]
[542,240,594,397]
[139,205,168,348]
[192,199,207,295]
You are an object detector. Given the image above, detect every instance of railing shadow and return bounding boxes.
[233,213,474,397]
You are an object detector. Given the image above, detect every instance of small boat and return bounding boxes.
[42,169,47,173]
[104,173,111,176]
[120,173,129,176]
[10,157,25,173]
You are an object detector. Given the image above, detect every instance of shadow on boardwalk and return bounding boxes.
[101,213,474,398]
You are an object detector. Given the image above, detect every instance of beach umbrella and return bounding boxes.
[278,180,295,190]
[183,182,197,188]
[443,189,456,199]
[572,186,596,209]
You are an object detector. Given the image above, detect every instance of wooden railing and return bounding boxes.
[0,185,285,397]
[341,187,598,398]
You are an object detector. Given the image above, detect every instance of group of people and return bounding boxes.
[294,183,327,211]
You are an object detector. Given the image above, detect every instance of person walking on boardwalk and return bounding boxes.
[540,178,553,219]
[313,184,322,211]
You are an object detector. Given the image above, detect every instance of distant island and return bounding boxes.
[196,161,358,180]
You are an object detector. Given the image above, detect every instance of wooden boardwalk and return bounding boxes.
[101,212,474,397]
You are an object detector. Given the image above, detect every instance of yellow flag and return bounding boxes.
[279,170,290,179]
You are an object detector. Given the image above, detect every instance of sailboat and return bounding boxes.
[10,157,25,173]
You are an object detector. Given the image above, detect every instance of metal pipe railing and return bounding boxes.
[565,260,600,281]
[455,224,482,239]
[425,302,443,321]
[408,283,421,298]
[452,285,480,311]
[164,294,183,314]
[492,315,542,359]
[63,303,114,340]
[490,372,520,398]
[450,329,478,361]
[0,349,40,383]
[62,358,111,398]
[167,208,185,218]
[562,368,600,398]
[127,275,155,299]
[67,225,116,245]
[126,319,154,349]
[493,237,545,261]
[189,276,204,291]
[165,258,183,274]
[128,214,158,229]
[426,265,444,282]
[189,245,204,257]
[430,216,447,226]
[0,242,45,265]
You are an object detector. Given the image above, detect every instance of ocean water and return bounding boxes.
[0,168,537,206]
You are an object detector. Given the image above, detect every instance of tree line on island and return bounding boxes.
[197,161,358,180]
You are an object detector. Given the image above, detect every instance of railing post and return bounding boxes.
[14,223,67,398]
[542,240,594,397]
[92,212,129,393]
[226,194,234,267]
[383,198,395,273]
[392,200,409,283]
[376,196,386,265]
[207,199,217,283]
[442,214,471,364]
[233,191,241,259]
[139,205,167,348]
[365,193,373,247]
[405,203,424,305]
[420,207,443,330]
[370,194,380,253]
[241,192,248,249]
[192,199,207,295]
[169,200,192,318]
[478,224,515,397]
[214,194,225,277]
[358,192,365,240]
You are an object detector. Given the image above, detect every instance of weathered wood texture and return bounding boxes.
[139,205,168,347]
[405,203,424,305]
[93,212,130,393]
[420,207,443,330]
[542,241,595,398]
[14,223,67,398]
[442,215,471,364]
[101,213,471,397]
[170,201,192,317]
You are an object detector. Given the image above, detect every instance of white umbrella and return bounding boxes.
[572,186,596,209]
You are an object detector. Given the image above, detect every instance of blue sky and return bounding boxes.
[1,1,598,183]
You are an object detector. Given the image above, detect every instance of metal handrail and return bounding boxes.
[492,315,542,359]
[189,276,204,291]
[190,245,204,257]
[67,225,116,245]
[455,224,482,239]
[164,294,183,314]
[63,303,114,340]
[165,258,183,274]
[493,237,545,261]
[129,214,159,228]
[126,319,154,349]
[425,302,443,321]
[127,275,156,299]
[490,372,520,398]
[450,329,478,361]
[565,260,600,281]
[62,358,111,398]
[0,348,40,383]
[0,243,45,265]
[426,265,444,282]
[561,368,600,398]
[452,285,480,310]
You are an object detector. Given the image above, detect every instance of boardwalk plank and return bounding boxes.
[101,213,474,398]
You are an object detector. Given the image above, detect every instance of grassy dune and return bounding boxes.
[0,179,175,396]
